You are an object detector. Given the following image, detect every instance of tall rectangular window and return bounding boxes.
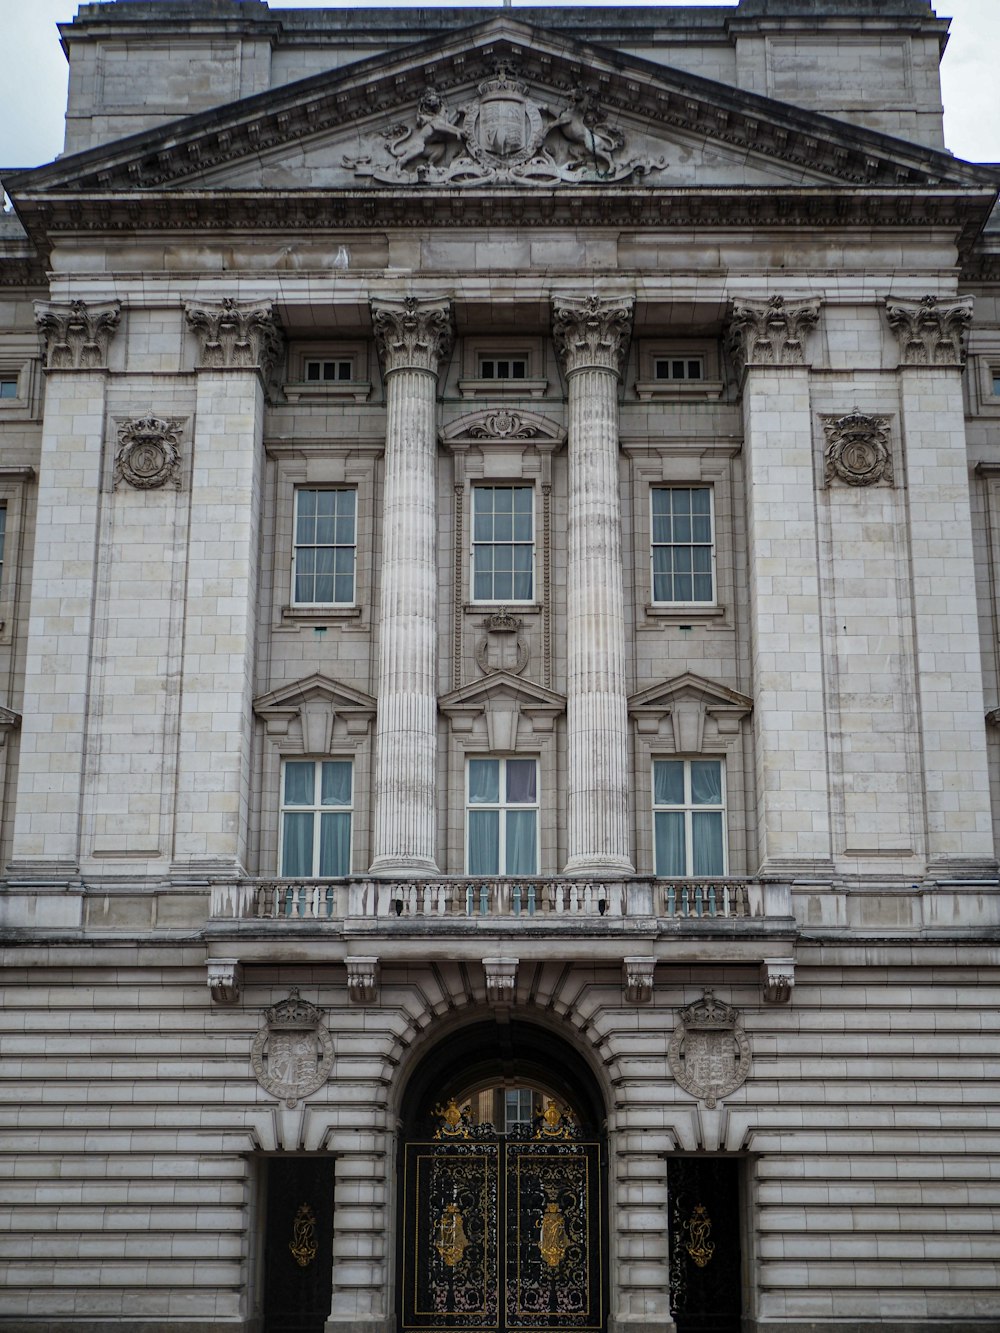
[653,759,726,877]
[472,486,534,602]
[280,760,352,877]
[504,1089,535,1130]
[0,506,6,583]
[292,488,356,606]
[651,487,715,604]
[467,758,538,875]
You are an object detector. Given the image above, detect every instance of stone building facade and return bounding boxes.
[1,2,999,1331]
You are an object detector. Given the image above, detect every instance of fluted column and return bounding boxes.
[369,297,454,875]
[553,295,634,876]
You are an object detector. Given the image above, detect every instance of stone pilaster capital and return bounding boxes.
[370,296,455,377]
[551,294,633,378]
[184,297,284,375]
[726,294,822,378]
[883,293,973,367]
[35,299,122,371]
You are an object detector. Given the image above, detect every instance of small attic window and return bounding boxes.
[305,358,354,383]
[654,357,704,382]
[0,378,18,399]
[479,356,528,380]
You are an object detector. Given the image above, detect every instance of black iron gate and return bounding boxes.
[262,1155,336,1333]
[401,1103,604,1333]
[667,1157,743,1333]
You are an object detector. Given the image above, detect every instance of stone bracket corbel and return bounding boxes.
[207,958,242,1004]
[346,955,380,1004]
[623,956,655,1004]
[483,956,518,1006]
[761,957,795,1004]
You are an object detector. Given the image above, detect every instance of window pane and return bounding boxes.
[506,810,537,875]
[692,811,724,876]
[469,760,499,804]
[468,810,500,874]
[654,811,685,876]
[654,761,684,806]
[281,811,314,876]
[691,761,723,805]
[318,812,351,877]
[321,761,352,807]
[284,762,314,805]
[506,760,536,804]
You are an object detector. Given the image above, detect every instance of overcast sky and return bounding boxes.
[0,0,997,168]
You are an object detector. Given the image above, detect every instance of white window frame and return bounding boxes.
[504,1088,536,1130]
[471,485,536,605]
[650,485,717,607]
[291,487,357,608]
[652,758,728,878]
[278,758,354,879]
[465,757,539,876]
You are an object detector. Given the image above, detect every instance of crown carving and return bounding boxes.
[678,988,739,1030]
[264,987,324,1030]
[478,65,528,98]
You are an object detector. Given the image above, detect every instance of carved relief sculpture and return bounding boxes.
[823,409,893,488]
[113,414,185,491]
[346,70,664,187]
[667,989,751,1109]
[184,297,284,375]
[35,299,121,370]
[726,294,822,377]
[250,987,335,1108]
[883,293,974,367]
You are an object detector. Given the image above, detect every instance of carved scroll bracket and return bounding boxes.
[345,955,380,1004]
[207,958,242,1004]
[623,956,655,1005]
[371,295,455,377]
[883,293,973,367]
[761,958,795,1005]
[483,956,518,1006]
[35,299,122,371]
[552,294,634,379]
[726,294,822,379]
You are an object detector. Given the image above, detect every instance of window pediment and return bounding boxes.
[629,673,751,750]
[254,673,376,748]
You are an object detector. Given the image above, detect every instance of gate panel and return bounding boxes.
[667,1157,742,1333]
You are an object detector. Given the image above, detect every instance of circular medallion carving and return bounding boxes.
[823,410,893,488]
[666,989,751,1109]
[251,988,334,1108]
[114,414,183,491]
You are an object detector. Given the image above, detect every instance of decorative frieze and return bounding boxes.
[346,956,380,1005]
[251,988,335,1109]
[623,956,654,1005]
[35,299,121,370]
[371,296,455,376]
[761,958,796,1005]
[552,294,633,379]
[667,989,751,1109]
[206,958,242,1005]
[726,294,822,377]
[113,414,185,491]
[883,293,973,367]
[823,409,894,488]
[184,297,283,375]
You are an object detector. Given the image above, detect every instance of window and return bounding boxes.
[472,486,534,602]
[654,357,704,382]
[479,357,527,380]
[651,487,715,604]
[653,759,726,877]
[280,760,352,877]
[504,1089,536,1130]
[292,488,356,606]
[0,378,17,400]
[304,358,353,382]
[993,371,1000,397]
[467,758,538,875]
[0,506,6,581]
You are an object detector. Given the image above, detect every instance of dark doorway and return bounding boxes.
[397,1018,608,1333]
[667,1157,743,1333]
[262,1155,335,1333]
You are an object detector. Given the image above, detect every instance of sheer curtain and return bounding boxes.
[505,811,537,876]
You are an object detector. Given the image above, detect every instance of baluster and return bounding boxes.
[708,884,717,917]
[479,882,489,916]
[722,884,730,917]
[735,884,746,917]
[681,885,690,917]
[527,883,536,916]
[513,884,522,916]
[666,884,675,917]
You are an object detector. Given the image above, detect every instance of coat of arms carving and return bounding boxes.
[251,987,335,1109]
[667,989,751,1109]
[346,71,664,187]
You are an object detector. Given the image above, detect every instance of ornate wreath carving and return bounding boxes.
[251,988,335,1109]
[667,989,751,1109]
[114,415,184,491]
[823,410,893,488]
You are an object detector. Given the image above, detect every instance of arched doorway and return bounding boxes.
[396,1017,609,1333]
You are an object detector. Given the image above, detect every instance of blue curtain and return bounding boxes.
[506,811,537,875]
[654,811,685,877]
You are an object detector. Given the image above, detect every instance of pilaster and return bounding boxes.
[727,295,833,874]
[171,298,281,874]
[369,297,454,875]
[553,295,634,877]
[9,300,122,878]
[884,294,995,874]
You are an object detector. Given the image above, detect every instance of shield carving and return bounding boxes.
[479,90,528,158]
[667,989,751,1109]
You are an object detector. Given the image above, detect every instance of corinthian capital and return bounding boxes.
[370,296,455,376]
[552,294,633,378]
[726,295,822,378]
[184,297,283,375]
[883,293,973,367]
[35,299,121,370]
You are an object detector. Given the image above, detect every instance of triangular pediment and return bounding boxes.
[629,672,752,714]
[629,672,751,752]
[254,673,376,750]
[7,15,995,206]
[440,671,565,714]
[440,670,564,750]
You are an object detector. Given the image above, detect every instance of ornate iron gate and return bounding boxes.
[667,1157,742,1333]
[401,1101,604,1333]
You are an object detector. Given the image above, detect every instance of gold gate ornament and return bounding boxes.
[538,1201,570,1268]
[435,1202,469,1267]
[289,1202,318,1268]
[683,1203,715,1268]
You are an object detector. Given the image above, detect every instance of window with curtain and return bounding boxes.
[651,486,715,604]
[280,759,353,877]
[472,486,534,602]
[653,758,726,877]
[292,487,357,605]
[466,757,538,875]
